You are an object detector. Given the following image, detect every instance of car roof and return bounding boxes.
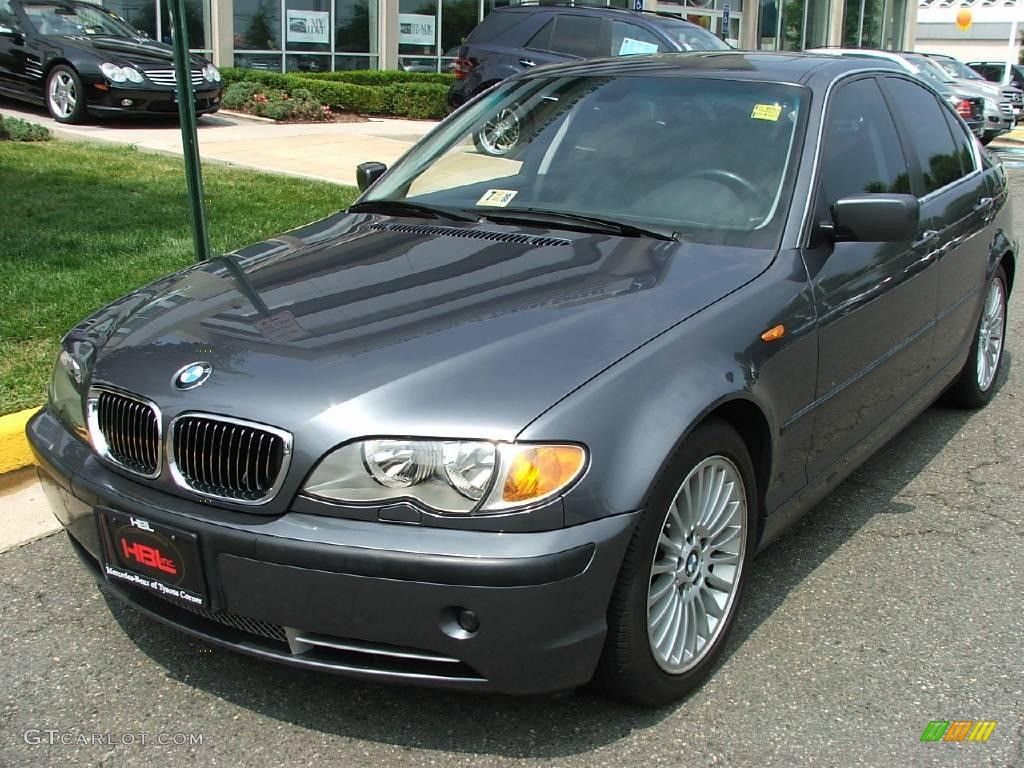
[519,51,906,88]
[803,47,917,72]
[491,2,703,24]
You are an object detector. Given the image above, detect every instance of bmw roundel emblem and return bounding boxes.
[173,362,212,390]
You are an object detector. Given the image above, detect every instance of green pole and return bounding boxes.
[168,0,211,263]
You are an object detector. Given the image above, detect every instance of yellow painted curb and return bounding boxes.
[0,407,41,475]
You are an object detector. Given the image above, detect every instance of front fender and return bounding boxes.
[519,250,819,530]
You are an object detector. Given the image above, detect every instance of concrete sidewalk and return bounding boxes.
[0,100,437,186]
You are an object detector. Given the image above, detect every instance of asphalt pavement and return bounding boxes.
[1,179,1022,768]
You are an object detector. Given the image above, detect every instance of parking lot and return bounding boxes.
[1,173,1022,768]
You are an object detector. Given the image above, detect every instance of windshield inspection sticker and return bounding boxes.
[477,189,518,207]
[751,103,782,121]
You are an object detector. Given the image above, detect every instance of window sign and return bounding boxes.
[399,13,435,45]
[286,9,329,44]
[618,37,659,55]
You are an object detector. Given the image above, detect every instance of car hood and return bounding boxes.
[56,34,204,67]
[953,78,1002,99]
[75,213,774,443]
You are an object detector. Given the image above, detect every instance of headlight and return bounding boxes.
[100,63,143,84]
[302,439,586,515]
[49,339,94,438]
[202,64,220,82]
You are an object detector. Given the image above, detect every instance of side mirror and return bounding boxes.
[356,161,387,193]
[824,193,920,243]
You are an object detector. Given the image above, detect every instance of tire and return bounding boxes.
[596,419,757,706]
[943,265,1009,409]
[46,65,87,124]
[980,133,995,146]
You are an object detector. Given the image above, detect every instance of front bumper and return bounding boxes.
[28,408,637,695]
[86,85,222,116]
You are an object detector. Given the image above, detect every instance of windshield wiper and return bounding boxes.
[349,199,478,222]
[481,208,678,241]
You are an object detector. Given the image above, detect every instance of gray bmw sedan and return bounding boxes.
[29,52,1014,706]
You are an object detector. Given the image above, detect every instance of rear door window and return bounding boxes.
[466,11,530,43]
[610,21,662,56]
[881,76,967,195]
[548,14,603,58]
[525,17,554,51]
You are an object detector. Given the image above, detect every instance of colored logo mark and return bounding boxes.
[920,721,997,742]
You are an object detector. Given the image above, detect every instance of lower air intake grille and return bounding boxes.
[92,390,161,478]
[170,415,291,504]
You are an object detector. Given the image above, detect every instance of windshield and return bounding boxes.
[362,75,806,248]
[22,1,138,36]
[931,57,982,80]
[907,55,955,85]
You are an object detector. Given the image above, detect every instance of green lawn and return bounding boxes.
[0,141,358,415]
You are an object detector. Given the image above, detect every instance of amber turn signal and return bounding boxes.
[502,445,586,503]
[761,324,785,342]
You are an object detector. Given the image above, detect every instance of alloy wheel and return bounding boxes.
[976,276,1006,392]
[48,72,77,119]
[478,108,520,156]
[646,455,746,674]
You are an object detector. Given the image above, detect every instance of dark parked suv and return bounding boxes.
[447,2,728,109]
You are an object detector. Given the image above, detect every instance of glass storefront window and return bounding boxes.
[104,0,157,39]
[760,0,828,50]
[160,0,210,47]
[399,0,437,61]
[336,0,374,53]
[284,0,331,52]
[842,0,905,49]
[286,52,331,70]
[441,0,476,53]
[335,54,377,68]
[234,52,283,68]
[235,0,281,49]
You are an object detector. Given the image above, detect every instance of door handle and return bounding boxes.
[913,229,939,248]
[974,196,994,212]
[518,58,536,68]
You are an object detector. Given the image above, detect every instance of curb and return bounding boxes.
[0,408,40,475]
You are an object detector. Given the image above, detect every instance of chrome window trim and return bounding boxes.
[166,412,294,506]
[86,385,163,480]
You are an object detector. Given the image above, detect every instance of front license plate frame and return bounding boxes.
[97,507,208,608]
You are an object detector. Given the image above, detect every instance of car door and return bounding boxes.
[0,0,24,93]
[878,75,992,372]
[517,15,569,70]
[801,76,940,479]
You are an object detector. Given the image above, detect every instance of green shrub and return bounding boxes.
[0,114,7,141]
[383,83,450,120]
[0,116,51,142]
[222,81,264,109]
[220,66,452,119]
[304,70,454,86]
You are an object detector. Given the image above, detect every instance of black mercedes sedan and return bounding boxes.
[29,53,1014,706]
[0,0,221,122]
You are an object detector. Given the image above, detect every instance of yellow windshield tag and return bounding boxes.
[477,189,518,207]
[751,103,782,122]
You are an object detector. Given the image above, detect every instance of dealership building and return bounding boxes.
[97,0,926,74]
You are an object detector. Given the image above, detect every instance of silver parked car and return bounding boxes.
[806,48,987,139]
